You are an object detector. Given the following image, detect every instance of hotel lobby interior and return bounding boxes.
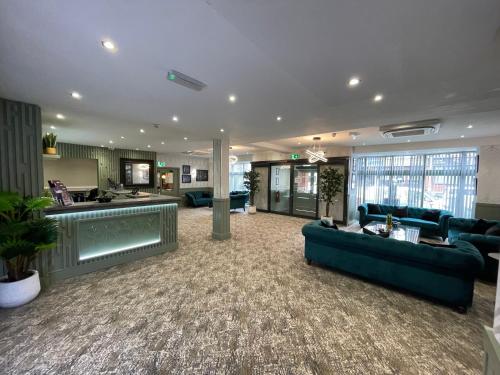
[1,1,500,373]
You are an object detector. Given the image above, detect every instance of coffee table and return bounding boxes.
[363,221,421,244]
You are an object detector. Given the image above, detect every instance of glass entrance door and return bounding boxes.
[292,164,318,217]
[270,165,291,213]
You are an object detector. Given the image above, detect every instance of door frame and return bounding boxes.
[157,167,180,196]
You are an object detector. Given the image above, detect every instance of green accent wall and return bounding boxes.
[55,143,157,193]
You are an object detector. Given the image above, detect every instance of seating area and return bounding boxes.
[2,1,500,373]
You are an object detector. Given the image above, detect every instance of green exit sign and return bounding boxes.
[167,72,176,81]
[157,161,166,167]
[290,153,300,160]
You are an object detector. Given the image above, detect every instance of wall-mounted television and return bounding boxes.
[120,158,154,188]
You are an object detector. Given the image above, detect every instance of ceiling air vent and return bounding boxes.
[167,70,207,91]
[380,119,441,139]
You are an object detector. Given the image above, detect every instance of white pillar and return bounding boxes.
[212,136,231,240]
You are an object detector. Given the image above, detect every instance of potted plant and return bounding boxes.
[42,132,57,155]
[0,192,58,308]
[243,170,260,214]
[319,167,344,226]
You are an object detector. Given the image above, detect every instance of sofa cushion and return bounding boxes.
[471,219,496,234]
[202,192,211,198]
[420,210,441,223]
[486,224,500,237]
[394,206,408,218]
[399,217,439,230]
[367,203,381,214]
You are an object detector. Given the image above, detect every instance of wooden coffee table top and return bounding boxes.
[364,221,421,244]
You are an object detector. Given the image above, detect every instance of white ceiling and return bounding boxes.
[1,0,500,154]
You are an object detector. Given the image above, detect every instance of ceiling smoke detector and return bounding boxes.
[380,119,441,138]
[167,70,207,91]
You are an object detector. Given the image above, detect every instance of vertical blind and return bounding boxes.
[352,150,477,218]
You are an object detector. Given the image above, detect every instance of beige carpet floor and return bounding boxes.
[0,208,495,374]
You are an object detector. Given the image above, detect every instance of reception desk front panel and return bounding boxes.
[44,198,179,282]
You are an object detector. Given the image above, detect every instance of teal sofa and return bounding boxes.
[230,191,249,211]
[302,221,483,312]
[448,218,500,282]
[358,203,453,240]
[185,191,213,207]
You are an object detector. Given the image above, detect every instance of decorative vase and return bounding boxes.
[44,147,57,155]
[248,205,257,214]
[0,270,41,308]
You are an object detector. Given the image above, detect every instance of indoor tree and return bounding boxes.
[243,170,260,207]
[319,167,344,218]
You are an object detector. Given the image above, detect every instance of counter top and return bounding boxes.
[44,194,181,214]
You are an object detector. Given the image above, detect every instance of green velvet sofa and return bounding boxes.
[302,220,483,312]
[358,203,453,240]
[448,218,500,282]
[230,191,249,211]
[185,191,213,207]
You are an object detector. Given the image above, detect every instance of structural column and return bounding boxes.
[212,136,231,240]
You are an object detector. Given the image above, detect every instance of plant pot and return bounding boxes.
[321,216,333,226]
[248,205,257,214]
[44,147,57,155]
[0,270,41,308]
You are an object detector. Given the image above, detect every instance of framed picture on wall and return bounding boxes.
[120,158,155,188]
[182,174,191,183]
[182,165,190,174]
[196,169,209,181]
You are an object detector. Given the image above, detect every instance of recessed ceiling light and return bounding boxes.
[373,94,384,102]
[460,135,465,138]
[120,136,125,139]
[298,142,301,145]
[56,113,65,120]
[140,129,145,133]
[161,141,165,145]
[101,40,116,51]
[147,145,151,148]
[71,91,82,99]
[220,128,224,133]
[362,142,366,146]
[184,137,188,140]
[467,124,473,129]
[276,116,282,122]
[109,140,113,144]
[348,76,361,87]
[349,132,360,140]
[228,94,237,103]
[100,145,104,148]
[135,148,139,151]
[50,125,56,130]
[407,139,411,142]
[172,116,179,122]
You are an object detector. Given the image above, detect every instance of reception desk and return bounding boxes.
[43,195,180,282]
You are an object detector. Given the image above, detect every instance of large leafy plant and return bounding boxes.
[319,167,344,217]
[0,192,58,282]
[42,132,57,149]
[243,170,261,206]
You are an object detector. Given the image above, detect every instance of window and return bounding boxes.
[229,162,251,192]
[353,150,477,217]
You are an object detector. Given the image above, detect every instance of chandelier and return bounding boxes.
[305,136,327,163]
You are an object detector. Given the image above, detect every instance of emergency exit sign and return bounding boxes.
[157,161,166,167]
[290,153,300,160]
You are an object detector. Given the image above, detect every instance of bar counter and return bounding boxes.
[42,195,181,282]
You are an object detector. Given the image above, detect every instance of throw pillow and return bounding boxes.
[367,203,382,215]
[421,210,440,223]
[320,221,338,229]
[202,192,211,198]
[394,206,408,218]
[485,224,500,237]
[470,219,496,234]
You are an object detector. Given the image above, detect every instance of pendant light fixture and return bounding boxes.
[306,137,327,163]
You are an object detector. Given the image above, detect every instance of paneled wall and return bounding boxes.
[0,97,43,196]
[156,152,212,189]
[55,143,157,193]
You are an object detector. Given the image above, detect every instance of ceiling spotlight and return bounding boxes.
[220,128,224,132]
[140,129,145,133]
[349,132,360,140]
[100,145,104,148]
[101,40,116,51]
[362,142,366,146]
[147,145,151,148]
[228,94,237,103]
[172,116,179,122]
[298,142,301,145]
[56,113,65,120]
[109,140,113,144]
[460,135,465,138]
[135,148,139,151]
[50,125,56,130]
[348,77,361,87]
[71,91,82,99]
[120,136,125,139]
[161,141,165,145]
[373,94,384,102]
[407,139,411,142]
[467,124,473,129]
[276,116,282,122]
[184,137,188,140]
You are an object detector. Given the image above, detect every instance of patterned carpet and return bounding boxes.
[0,208,496,374]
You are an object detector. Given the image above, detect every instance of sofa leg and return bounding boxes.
[306,258,312,265]
[456,306,467,314]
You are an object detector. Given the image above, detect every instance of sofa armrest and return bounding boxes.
[449,218,477,232]
[458,233,500,249]
[358,204,368,227]
[438,211,453,239]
